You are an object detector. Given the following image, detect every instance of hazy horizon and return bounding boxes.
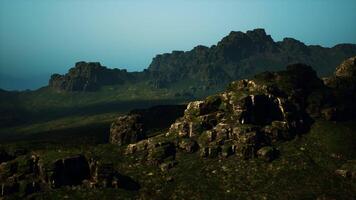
[1,0,356,90]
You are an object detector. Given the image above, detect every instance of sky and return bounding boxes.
[0,0,356,90]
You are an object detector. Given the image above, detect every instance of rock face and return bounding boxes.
[110,105,186,146]
[49,61,135,92]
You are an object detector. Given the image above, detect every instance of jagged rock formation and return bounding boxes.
[48,29,356,93]
[166,64,324,159]
[49,61,136,91]
[110,105,186,146]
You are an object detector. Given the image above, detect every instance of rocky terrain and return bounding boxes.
[48,29,356,94]
[1,57,355,199]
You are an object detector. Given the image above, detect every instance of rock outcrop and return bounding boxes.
[49,61,135,92]
[110,105,186,146]
[166,64,324,159]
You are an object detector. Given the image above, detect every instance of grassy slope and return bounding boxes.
[0,83,193,146]
[3,120,352,200]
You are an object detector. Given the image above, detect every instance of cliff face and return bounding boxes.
[48,29,356,92]
[49,61,136,92]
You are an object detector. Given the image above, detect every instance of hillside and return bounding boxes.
[0,57,355,199]
[1,29,354,128]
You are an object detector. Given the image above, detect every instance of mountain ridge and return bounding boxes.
[46,29,356,94]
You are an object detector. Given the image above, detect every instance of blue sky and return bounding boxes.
[1,0,356,90]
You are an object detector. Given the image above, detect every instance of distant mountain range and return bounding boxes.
[48,29,356,94]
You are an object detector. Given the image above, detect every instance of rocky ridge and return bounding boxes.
[143,29,356,91]
[48,29,356,93]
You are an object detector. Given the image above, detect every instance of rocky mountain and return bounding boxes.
[49,61,140,92]
[48,29,356,93]
[147,29,356,91]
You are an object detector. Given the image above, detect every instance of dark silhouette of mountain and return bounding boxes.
[48,29,356,93]
[146,29,356,91]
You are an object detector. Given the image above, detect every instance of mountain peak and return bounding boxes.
[221,28,274,45]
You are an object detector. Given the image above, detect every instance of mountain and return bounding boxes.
[48,29,356,95]
[48,61,140,92]
[146,29,356,91]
